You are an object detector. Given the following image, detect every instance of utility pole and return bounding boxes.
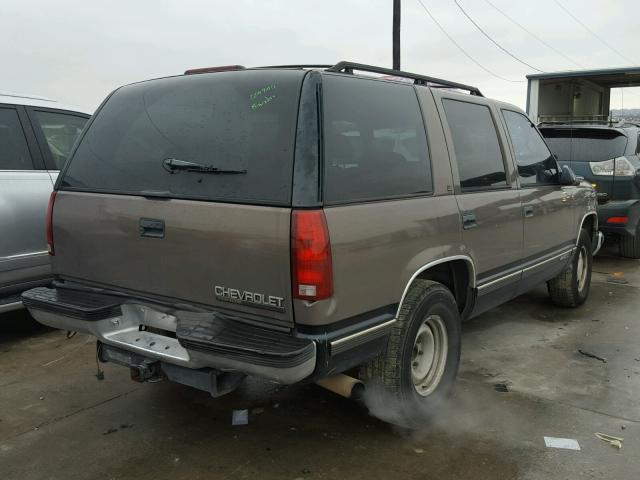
[393,0,401,70]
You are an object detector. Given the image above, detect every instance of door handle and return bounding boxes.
[139,218,165,238]
[523,205,534,218]
[462,212,478,230]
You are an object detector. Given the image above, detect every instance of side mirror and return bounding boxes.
[559,165,579,186]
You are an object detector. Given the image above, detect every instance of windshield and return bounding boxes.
[60,69,305,205]
[540,128,628,163]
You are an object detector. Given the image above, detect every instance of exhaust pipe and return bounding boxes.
[316,374,364,400]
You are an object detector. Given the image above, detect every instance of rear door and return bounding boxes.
[26,107,89,182]
[0,105,53,291]
[501,110,576,293]
[52,69,306,329]
[436,94,523,312]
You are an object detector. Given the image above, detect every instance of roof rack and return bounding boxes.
[182,61,483,96]
[255,64,334,70]
[184,65,245,75]
[325,61,483,96]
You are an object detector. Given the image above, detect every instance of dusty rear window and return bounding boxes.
[60,70,305,205]
[541,128,628,163]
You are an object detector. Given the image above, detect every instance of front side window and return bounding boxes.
[502,110,558,186]
[0,108,32,170]
[322,74,432,203]
[34,111,88,170]
[442,99,507,191]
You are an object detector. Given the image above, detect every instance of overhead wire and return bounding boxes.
[553,0,637,66]
[414,0,525,83]
[453,0,544,72]
[484,0,585,69]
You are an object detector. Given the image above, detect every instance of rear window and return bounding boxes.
[541,128,628,163]
[322,74,432,204]
[60,70,305,205]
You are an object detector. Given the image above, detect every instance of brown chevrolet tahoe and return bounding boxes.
[22,62,600,421]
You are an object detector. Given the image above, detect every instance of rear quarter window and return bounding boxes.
[60,70,305,205]
[322,74,432,204]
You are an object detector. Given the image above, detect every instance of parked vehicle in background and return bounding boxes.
[22,62,598,425]
[0,93,90,313]
[540,122,640,258]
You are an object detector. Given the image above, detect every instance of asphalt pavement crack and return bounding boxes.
[4,387,141,441]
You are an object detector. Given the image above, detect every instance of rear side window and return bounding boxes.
[541,128,628,163]
[0,108,32,170]
[61,70,305,205]
[33,111,87,170]
[502,110,558,186]
[442,99,507,191]
[322,74,432,203]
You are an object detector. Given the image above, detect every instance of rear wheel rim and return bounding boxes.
[411,314,448,397]
[576,246,588,291]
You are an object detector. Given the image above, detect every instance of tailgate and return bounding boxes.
[51,191,294,329]
[49,69,308,329]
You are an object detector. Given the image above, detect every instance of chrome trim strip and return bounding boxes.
[577,212,598,246]
[477,270,521,291]
[477,247,575,293]
[330,318,397,350]
[522,248,574,274]
[0,251,49,262]
[396,255,477,318]
[0,301,24,313]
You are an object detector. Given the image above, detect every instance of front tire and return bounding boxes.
[548,228,592,307]
[360,279,461,427]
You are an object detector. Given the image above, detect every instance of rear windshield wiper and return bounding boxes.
[163,158,247,175]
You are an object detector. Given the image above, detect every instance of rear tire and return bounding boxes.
[619,225,640,259]
[360,279,461,428]
[548,228,592,307]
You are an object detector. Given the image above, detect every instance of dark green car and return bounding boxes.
[541,122,640,258]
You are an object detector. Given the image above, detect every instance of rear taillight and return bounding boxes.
[291,210,333,301]
[46,191,57,255]
[606,216,629,225]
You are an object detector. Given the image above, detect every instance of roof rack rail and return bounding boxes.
[184,65,246,75]
[255,64,334,69]
[187,61,483,95]
[325,61,483,96]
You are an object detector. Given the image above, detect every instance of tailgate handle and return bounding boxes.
[139,218,165,238]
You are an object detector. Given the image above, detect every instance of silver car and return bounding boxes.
[0,93,89,313]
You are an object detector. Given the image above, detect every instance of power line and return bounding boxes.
[454,0,544,72]
[414,0,525,83]
[554,0,637,66]
[484,0,585,69]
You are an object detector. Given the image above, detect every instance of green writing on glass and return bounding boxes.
[249,83,277,110]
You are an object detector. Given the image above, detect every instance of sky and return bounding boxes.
[2,0,640,113]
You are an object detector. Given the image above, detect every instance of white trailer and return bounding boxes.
[526,67,640,123]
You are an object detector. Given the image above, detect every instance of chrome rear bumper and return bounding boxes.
[24,288,316,385]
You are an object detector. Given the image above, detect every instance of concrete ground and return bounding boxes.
[1,243,639,480]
